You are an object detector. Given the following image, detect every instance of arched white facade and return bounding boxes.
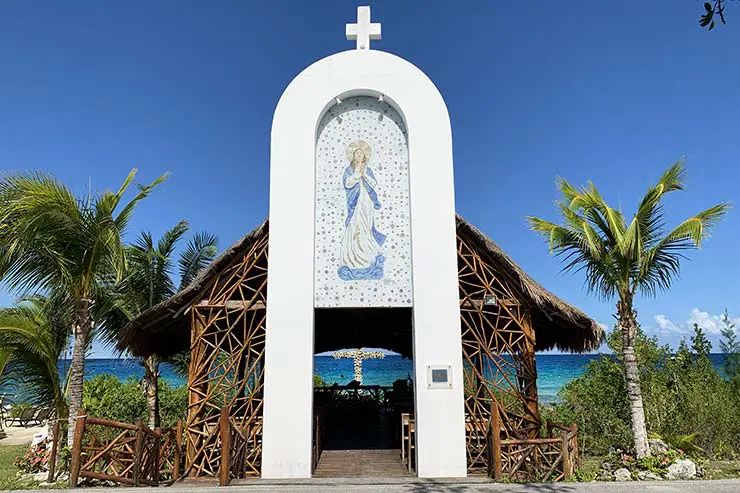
[263,49,466,478]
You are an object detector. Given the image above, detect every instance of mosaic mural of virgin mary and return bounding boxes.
[338,140,386,280]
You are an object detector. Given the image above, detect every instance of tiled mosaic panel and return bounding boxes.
[314,96,412,308]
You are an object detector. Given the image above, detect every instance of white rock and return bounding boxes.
[33,471,48,482]
[648,438,670,454]
[638,470,663,481]
[614,468,632,481]
[666,459,697,480]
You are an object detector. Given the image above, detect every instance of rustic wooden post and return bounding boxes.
[570,424,579,472]
[486,419,493,478]
[219,407,231,486]
[47,420,61,483]
[313,414,320,471]
[490,402,502,480]
[520,310,541,437]
[133,418,144,486]
[173,420,183,480]
[317,414,321,463]
[561,430,572,479]
[154,427,162,486]
[185,310,206,475]
[69,409,87,488]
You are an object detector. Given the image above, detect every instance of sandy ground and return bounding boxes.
[0,424,45,446]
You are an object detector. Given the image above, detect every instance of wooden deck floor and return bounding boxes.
[313,449,412,478]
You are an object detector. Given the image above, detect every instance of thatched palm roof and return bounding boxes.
[118,216,602,358]
[455,216,602,352]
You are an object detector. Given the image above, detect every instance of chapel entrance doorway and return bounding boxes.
[312,307,415,477]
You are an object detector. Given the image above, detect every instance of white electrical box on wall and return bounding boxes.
[426,364,453,389]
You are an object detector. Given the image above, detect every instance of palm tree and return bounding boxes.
[111,224,217,428]
[0,295,72,420]
[527,161,728,457]
[0,169,167,447]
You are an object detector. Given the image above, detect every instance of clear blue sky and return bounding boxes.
[1,1,738,357]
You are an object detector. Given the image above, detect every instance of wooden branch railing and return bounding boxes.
[547,420,579,479]
[487,403,578,482]
[69,409,184,488]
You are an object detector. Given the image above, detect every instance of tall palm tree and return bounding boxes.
[0,169,167,447]
[0,295,72,420]
[111,224,217,428]
[527,161,728,457]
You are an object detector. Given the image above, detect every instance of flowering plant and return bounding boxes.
[604,446,687,476]
[13,438,52,474]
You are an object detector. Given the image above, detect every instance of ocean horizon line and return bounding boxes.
[61,351,732,362]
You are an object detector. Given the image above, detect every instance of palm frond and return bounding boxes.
[662,203,730,247]
[112,171,169,233]
[0,298,69,418]
[166,351,190,380]
[530,159,729,302]
[157,221,189,260]
[637,203,730,296]
[656,159,687,193]
[630,160,687,253]
[179,231,218,290]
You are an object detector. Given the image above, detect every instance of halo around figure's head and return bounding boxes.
[346,140,372,163]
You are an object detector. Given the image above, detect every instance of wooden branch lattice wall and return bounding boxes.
[182,227,554,479]
[186,233,268,479]
[457,232,541,473]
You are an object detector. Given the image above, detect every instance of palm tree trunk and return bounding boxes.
[142,355,160,429]
[617,297,650,458]
[66,299,93,449]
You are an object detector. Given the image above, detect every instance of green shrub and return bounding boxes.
[550,324,740,458]
[82,374,186,428]
[158,383,187,428]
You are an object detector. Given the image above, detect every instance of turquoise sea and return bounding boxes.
[53,354,730,403]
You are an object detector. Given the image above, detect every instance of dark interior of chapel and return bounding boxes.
[313,307,414,451]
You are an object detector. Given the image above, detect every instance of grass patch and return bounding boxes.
[703,459,740,480]
[0,444,35,490]
[0,444,67,490]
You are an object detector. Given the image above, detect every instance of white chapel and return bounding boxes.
[122,5,600,482]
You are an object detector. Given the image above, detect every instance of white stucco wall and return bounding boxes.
[263,49,466,478]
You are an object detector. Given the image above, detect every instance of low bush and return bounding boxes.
[551,322,740,459]
[82,375,187,428]
[607,446,688,475]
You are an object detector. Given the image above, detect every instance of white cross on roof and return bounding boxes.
[346,6,381,50]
